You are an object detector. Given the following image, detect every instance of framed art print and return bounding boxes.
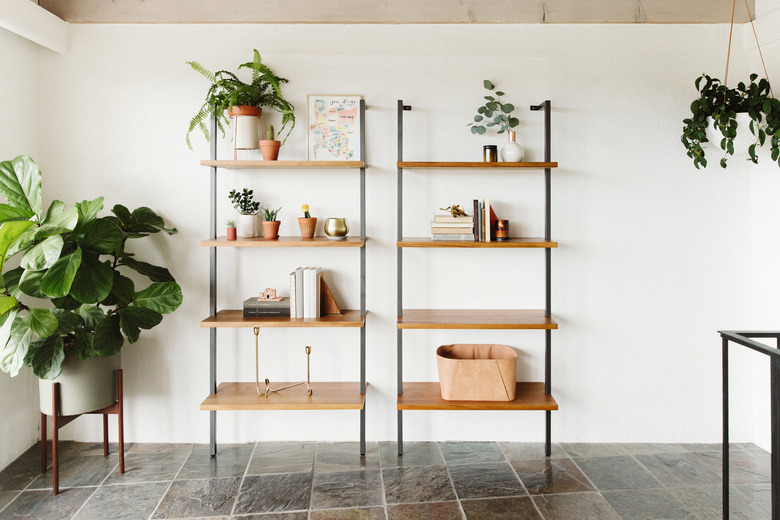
[307,95,363,161]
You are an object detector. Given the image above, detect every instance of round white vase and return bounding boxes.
[39,354,120,416]
[237,214,257,238]
[501,131,525,162]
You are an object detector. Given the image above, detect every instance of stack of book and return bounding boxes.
[289,267,322,318]
[431,214,474,241]
[473,198,497,242]
[243,297,290,318]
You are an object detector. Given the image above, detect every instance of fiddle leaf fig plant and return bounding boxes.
[0,156,183,380]
[682,73,780,169]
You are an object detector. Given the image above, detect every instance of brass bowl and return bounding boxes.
[324,218,349,240]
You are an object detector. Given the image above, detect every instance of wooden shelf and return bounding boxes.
[201,309,365,328]
[397,382,557,411]
[397,309,557,329]
[201,236,365,247]
[398,161,557,169]
[399,237,557,248]
[201,160,365,169]
[201,382,367,411]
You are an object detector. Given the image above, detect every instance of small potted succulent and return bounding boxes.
[468,80,523,162]
[226,218,237,241]
[229,188,260,237]
[298,204,317,239]
[259,124,281,161]
[261,206,282,240]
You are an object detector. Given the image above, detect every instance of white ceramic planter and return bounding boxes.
[237,214,258,238]
[500,131,525,162]
[39,354,120,416]
[705,113,755,156]
[229,106,262,151]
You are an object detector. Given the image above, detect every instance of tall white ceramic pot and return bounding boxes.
[229,106,261,150]
[501,131,525,162]
[39,354,120,416]
[237,214,258,238]
[705,113,754,156]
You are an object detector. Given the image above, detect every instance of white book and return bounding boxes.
[289,270,297,318]
[295,267,304,318]
[484,197,491,242]
[304,267,322,318]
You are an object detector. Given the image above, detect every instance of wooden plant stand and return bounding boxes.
[40,369,125,495]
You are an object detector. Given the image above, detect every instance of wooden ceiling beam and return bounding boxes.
[38,0,755,24]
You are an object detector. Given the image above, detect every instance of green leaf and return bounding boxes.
[470,126,479,134]
[111,204,132,228]
[0,221,35,274]
[128,207,177,236]
[19,269,47,298]
[40,247,82,298]
[0,204,33,223]
[28,308,58,338]
[0,296,17,317]
[483,80,494,90]
[24,335,65,379]
[51,295,82,310]
[501,103,515,113]
[486,101,498,111]
[476,126,487,135]
[70,254,113,304]
[132,282,183,314]
[78,218,123,254]
[1,312,31,377]
[509,117,520,128]
[120,256,175,282]
[93,314,124,356]
[111,273,135,303]
[473,115,483,122]
[75,197,104,224]
[77,304,106,331]
[119,306,162,344]
[34,203,78,240]
[0,156,42,220]
[72,329,96,360]
[495,91,505,96]
[20,235,63,271]
[51,308,83,336]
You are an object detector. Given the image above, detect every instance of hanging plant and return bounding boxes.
[682,74,780,169]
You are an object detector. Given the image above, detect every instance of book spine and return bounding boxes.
[473,199,479,241]
[244,309,291,317]
[289,272,296,318]
[315,268,322,318]
[484,197,491,242]
[304,267,315,318]
[295,268,304,319]
[432,234,478,241]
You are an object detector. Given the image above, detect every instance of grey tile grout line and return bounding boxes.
[231,441,260,518]
[373,442,390,520]
[147,443,195,520]
[500,444,547,520]
[307,441,319,519]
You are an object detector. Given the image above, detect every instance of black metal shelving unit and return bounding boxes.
[202,101,368,457]
[395,99,558,456]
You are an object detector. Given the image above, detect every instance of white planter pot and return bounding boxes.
[233,115,260,150]
[237,214,258,238]
[39,354,120,416]
[500,131,525,162]
[705,113,755,156]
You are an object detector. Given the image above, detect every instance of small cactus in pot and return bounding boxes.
[260,123,281,161]
[298,204,317,239]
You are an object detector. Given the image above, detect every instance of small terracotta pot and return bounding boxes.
[226,227,237,241]
[298,217,317,238]
[259,140,281,160]
[262,220,281,240]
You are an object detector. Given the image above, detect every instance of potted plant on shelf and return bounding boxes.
[259,124,281,161]
[468,80,523,162]
[185,49,296,152]
[298,204,317,239]
[261,206,282,240]
[226,218,237,241]
[229,188,260,237]
[682,73,780,169]
[0,156,183,416]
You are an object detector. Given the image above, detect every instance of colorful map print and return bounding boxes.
[308,96,361,161]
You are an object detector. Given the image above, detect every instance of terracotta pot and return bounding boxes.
[259,140,281,161]
[226,227,237,240]
[262,220,281,240]
[39,354,120,416]
[298,217,317,238]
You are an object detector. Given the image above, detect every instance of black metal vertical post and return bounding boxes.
[359,99,367,456]
[722,336,729,519]
[209,115,218,458]
[397,100,408,456]
[772,343,780,520]
[532,100,553,457]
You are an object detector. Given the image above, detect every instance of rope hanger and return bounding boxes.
[724,0,773,98]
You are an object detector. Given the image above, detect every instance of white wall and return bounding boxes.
[0,26,42,470]
[23,22,758,447]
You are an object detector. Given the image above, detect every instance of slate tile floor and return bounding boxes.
[0,441,771,519]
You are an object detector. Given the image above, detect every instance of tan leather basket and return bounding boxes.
[436,344,517,401]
